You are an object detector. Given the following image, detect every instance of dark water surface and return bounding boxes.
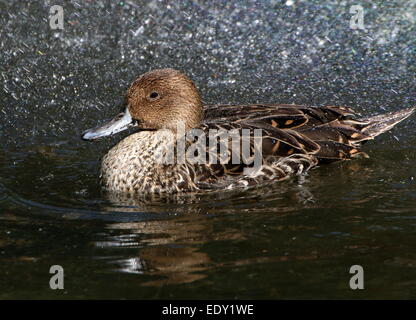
[1,0,415,299]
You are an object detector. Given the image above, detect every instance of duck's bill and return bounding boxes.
[81,108,135,141]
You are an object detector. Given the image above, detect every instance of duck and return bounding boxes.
[81,68,415,194]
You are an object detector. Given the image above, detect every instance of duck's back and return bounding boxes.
[189,104,415,189]
[202,104,414,162]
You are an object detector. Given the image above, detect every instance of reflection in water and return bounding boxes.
[139,247,209,286]
[115,257,146,275]
[101,216,217,286]
[99,209,255,286]
[97,211,346,287]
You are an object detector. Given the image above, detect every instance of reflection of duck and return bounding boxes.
[139,246,208,286]
[107,214,246,286]
[82,68,415,195]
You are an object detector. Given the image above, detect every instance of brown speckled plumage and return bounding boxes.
[82,68,415,195]
[100,130,200,193]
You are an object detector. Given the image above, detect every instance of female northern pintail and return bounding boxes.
[82,68,415,194]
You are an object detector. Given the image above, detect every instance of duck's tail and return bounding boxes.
[358,107,415,139]
[300,106,414,162]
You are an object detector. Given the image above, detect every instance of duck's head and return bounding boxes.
[81,68,203,141]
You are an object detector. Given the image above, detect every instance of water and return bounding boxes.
[0,0,415,299]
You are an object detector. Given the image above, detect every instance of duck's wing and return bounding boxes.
[203,104,369,162]
[203,104,415,162]
[194,104,415,188]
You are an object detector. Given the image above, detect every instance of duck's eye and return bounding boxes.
[149,92,159,99]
